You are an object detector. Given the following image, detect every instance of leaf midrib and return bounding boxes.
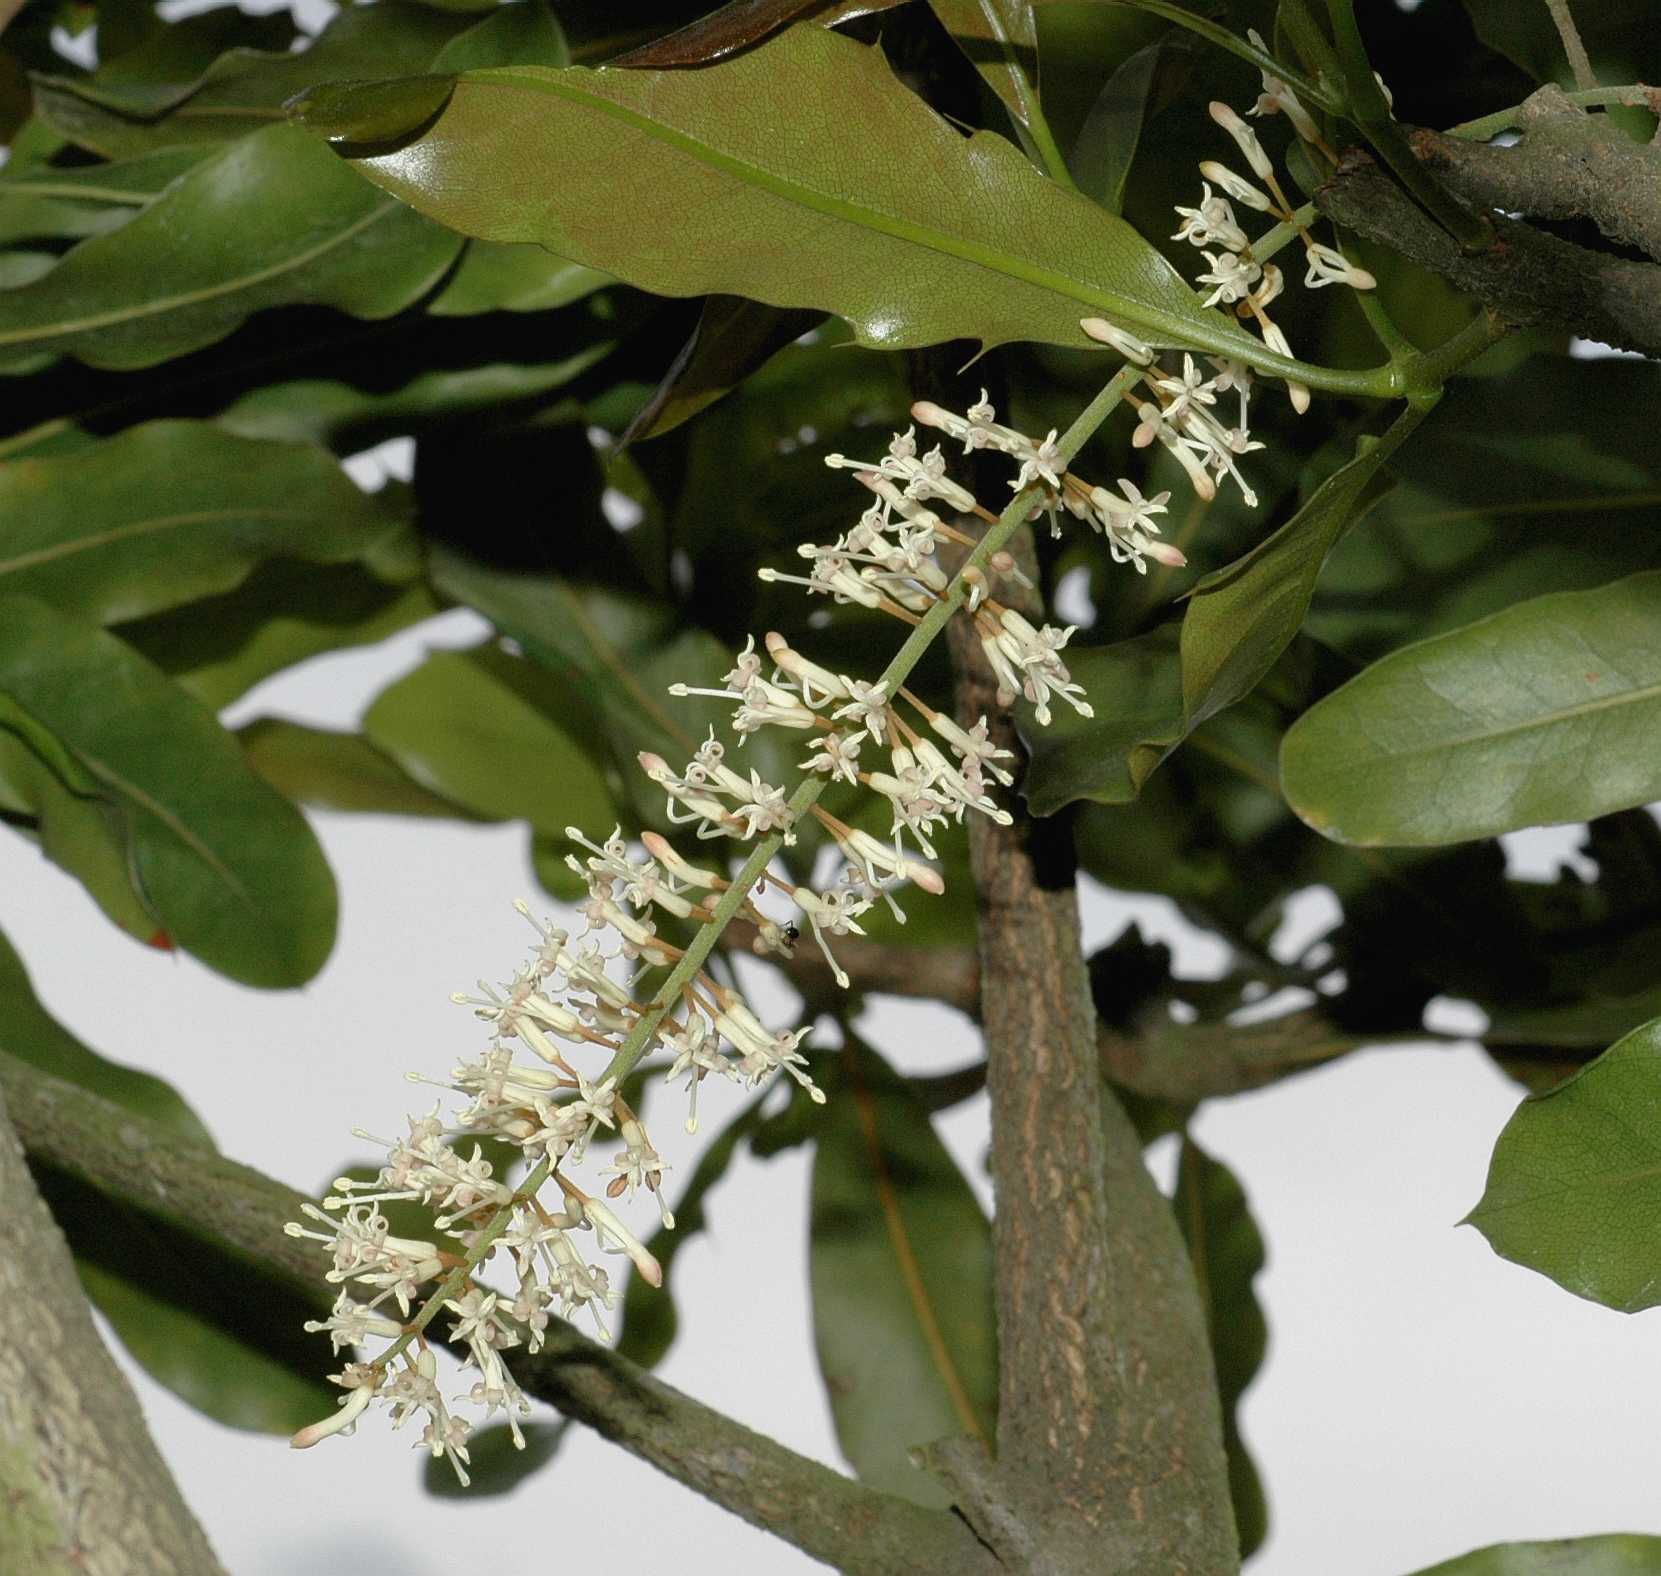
[0,199,397,347]
[0,507,312,578]
[1337,671,1661,765]
[465,66,1269,367]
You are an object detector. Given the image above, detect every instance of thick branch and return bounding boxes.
[941,539,1236,1573]
[0,1050,994,1576]
[1424,87,1661,263]
[1316,147,1661,356]
[0,1079,225,1576]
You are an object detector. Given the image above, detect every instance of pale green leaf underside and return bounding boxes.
[298,26,1275,360]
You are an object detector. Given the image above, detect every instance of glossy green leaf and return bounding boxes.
[428,244,607,316]
[34,2,475,156]
[1175,1138,1268,1559]
[1283,571,1661,848]
[928,0,1041,135]
[1407,1535,1661,1575]
[1180,407,1423,734]
[616,1095,770,1370]
[429,0,570,73]
[809,1039,996,1507]
[0,123,461,372]
[239,719,480,820]
[0,421,408,623]
[362,647,615,836]
[121,561,441,713]
[1020,625,1183,816]
[288,26,1276,360]
[37,1167,334,1434]
[0,923,207,1139]
[0,596,337,987]
[423,1420,569,1496]
[1466,1014,1661,1312]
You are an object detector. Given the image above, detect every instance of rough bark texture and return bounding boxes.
[1317,101,1661,358]
[1423,87,1661,264]
[0,1080,225,1576]
[0,1050,993,1576]
[937,533,1237,1574]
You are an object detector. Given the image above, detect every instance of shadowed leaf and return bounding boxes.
[0,596,337,987]
[809,1038,995,1507]
[0,421,408,623]
[1176,1138,1268,1558]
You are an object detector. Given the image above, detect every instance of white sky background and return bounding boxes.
[6,538,1660,1574]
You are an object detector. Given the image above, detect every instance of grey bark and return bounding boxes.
[932,526,1239,1574]
[0,1079,225,1576]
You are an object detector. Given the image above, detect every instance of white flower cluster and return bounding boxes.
[1168,38,1376,418]
[287,391,1180,1487]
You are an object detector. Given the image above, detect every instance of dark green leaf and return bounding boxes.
[1175,1138,1268,1559]
[1310,359,1661,663]
[362,647,616,836]
[620,296,821,445]
[121,560,441,713]
[1180,405,1425,733]
[430,551,785,825]
[0,146,205,244]
[0,124,461,372]
[0,726,163,944]
[1406,1534,1661,1575]
[809,1039,996,1507]
[34,2,472,156]
[1020,624,1183,816]
[1466,1014,1661,1312]
[288,27,1275,360]
[1066,37,1184,212]
[217,337,615,450]
[423,1420,568,1496]
[428,244,608,316]
[239,719,481,819]
[0,421,408,623]
[0,923,208,1139]
[1459,0,1661,87]
[927,0,1041,135]
[0,596,337,987]
[1282,571,1661,847]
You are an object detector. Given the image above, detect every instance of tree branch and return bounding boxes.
[1316,146,1661,356]
[750,933,981,1015]
[937,530,1237,1573]
[1429,87,1661,263]
[0,1077,226,1576]
[0,1049,996,1576]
